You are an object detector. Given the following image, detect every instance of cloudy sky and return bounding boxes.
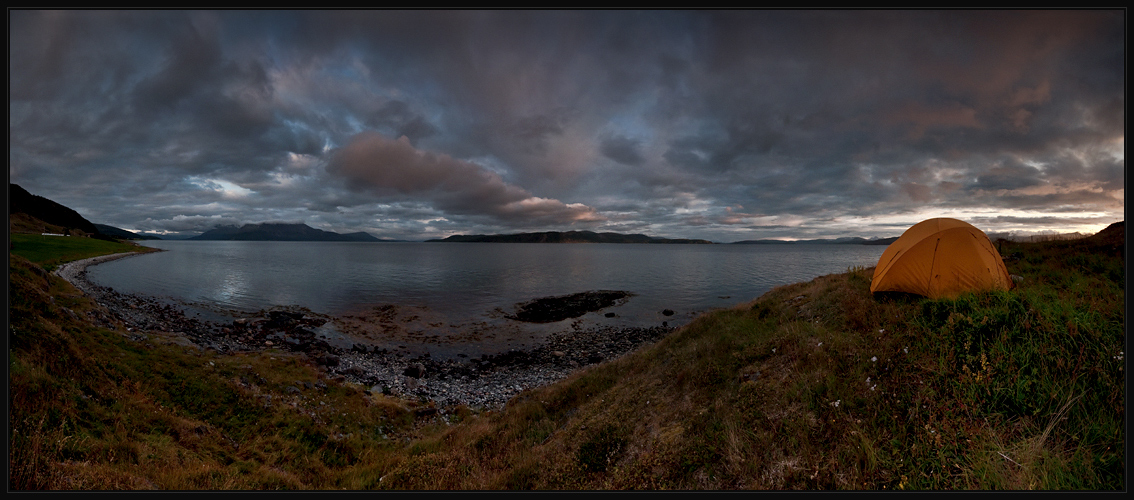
[9,10,1125,242]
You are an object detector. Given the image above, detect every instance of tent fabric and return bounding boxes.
[870,218,1012,299]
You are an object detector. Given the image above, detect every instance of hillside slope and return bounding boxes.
[7,225,1124,490]
[9,184,100,235]
[362,227,1124,489]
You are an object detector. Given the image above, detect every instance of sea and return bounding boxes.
[86,241,887,358]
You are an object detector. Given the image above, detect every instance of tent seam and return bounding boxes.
[926,237,940,297]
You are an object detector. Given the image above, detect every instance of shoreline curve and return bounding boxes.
[46,249,678,410]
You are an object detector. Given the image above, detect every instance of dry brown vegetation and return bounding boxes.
[8,223,1125,490]
[10,212,69,235]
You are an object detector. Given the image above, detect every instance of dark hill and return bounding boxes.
[429,231,713,244]
[1081,220,1124,255]
[189,223,383,242]
[863,237,900,245]
[9,184,100,235]
[1086,221,1124,247]
[10,212,68,235]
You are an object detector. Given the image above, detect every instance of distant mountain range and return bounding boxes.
[731,236,900,245]
[189,223,391,242]
[428,230,714,244]
[93,224,163,240]
[12,183,1049,247]
[9,190,387,242]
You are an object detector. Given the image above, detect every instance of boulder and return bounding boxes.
[403,363,426,378]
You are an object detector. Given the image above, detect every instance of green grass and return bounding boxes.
[7,229,1125,489]
[8,251,422,489]
[10,233,152,272]
[360,235,1123,490]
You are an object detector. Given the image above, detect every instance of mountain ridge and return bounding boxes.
[9,183,100,236]
[93,224,163,240]
[189,222,388,242]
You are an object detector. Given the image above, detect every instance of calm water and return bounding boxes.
[87,241,886,356]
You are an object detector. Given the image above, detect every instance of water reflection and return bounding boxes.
[89,241,886,330]
[211,269,248,305]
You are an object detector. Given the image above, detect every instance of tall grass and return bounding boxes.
[8,229,1123,489]
[359,236,1122,490]
[9,253,424,489]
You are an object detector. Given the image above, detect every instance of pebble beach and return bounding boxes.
[53,252,678,409]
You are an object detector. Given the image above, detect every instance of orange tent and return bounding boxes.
[870,218,1012,299]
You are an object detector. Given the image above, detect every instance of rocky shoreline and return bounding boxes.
[53,252,678,409]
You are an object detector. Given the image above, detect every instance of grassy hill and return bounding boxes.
[9,212,69,236]
[7,224,1124,490]
[9,233,155,272]
[9,184,100,236]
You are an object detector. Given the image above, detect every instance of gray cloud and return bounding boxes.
[8,10,1124,242]
[364,100,439,146]
[972,160,1045,192]
[599,134,646,166]
[326,132,603,226]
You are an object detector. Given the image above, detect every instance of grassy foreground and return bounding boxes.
[9,233,155,272]
[8,228,1124,490]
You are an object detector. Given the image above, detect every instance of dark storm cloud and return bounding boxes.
[505,115,567,156]
[599,134,646,166]
[326,132,602,226]
[362,100,439,146]
[131,17,225,113]
[972,160,1045,192]
[8,10,1124,241]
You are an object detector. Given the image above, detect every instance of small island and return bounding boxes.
[189,222,393,242]
[427,230,714,244]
